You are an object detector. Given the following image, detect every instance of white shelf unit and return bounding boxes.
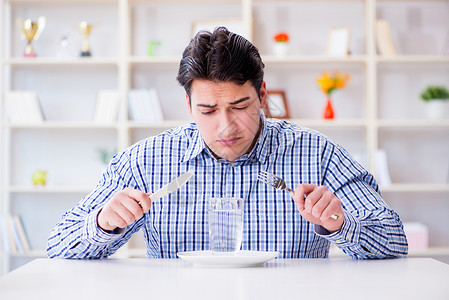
[1,0,449,274]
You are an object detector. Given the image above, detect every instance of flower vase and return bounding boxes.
[323,97,335,119]
[425,100,447,120]
[273,42,289,57]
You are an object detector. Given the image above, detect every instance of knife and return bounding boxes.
[149,170,194,202]
[107,170,194,228]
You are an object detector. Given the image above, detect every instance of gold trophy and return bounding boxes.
[78,21,93,57]
[17,17,46,57]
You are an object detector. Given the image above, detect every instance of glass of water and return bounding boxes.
[209,198,244,254]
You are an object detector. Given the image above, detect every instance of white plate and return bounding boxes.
[177,250,279,268]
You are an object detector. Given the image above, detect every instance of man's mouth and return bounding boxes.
[217,137,240,146]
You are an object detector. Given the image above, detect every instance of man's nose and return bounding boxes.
[218,111,238,136]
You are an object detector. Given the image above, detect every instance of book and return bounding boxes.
[5,91,44,124]
[352,151,368,170]
[128,89,143,121]
[5,215,18,254]
[148,88,164,121]
[375,149,392,188]
[375,19,397,56]
[8,215,24,253]
[93,90,121,123]
[13,215,31,252]
[128,89,164,122]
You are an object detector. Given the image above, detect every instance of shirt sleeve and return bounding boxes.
[46,149,145,259]
[318,140,408,259]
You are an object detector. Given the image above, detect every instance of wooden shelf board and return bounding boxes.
[263,55,367,64]
[328,246,449,257]
[377,120,449,128]
[129,56,182,64]
[380,183,449,193]
[376,55,449,64]
[6,58,118,66]
[8,186,93,193]
[6,122,119,129]
[8,0,117,6]
[290,118,367,128]
[128,120,192,129]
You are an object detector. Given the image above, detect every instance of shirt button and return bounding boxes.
[231,163,236,167]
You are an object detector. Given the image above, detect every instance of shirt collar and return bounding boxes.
[179,124,207,163]
[179,110,271,165]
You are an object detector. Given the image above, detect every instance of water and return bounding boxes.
[209,209,243,253]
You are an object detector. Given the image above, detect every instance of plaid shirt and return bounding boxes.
[47,113,408,259]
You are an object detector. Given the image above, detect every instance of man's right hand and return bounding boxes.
[97,187,152,232]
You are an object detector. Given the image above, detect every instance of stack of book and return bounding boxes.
[1,214,31,254]
[93,90,121,123]
[128,89,164,122]
[4,91,44,123]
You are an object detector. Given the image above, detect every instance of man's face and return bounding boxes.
[187,79,267,162]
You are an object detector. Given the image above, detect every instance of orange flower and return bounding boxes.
[316,71,350,95]
[273,32,289,42]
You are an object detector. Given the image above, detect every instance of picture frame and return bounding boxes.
[191,19,249,40]
[264,90,289,119]
[327,27,351,56]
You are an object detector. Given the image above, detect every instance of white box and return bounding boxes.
[403,222,429,251]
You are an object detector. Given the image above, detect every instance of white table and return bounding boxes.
[0,258,448,300]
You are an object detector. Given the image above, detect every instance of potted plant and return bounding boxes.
[420,86,449,120]
[273,32,289,56]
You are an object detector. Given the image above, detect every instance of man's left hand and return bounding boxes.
[292,184,344,233]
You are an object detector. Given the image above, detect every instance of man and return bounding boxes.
[47,27,408,259]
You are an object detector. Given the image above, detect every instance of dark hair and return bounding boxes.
[176,27,265,100]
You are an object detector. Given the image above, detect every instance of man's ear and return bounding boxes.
[186,93,193,117]
[260,81,268,109]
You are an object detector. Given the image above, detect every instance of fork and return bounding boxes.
[258,171,338,220]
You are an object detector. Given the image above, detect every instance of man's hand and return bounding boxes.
[292,184,344,233]
[97,188,152,232]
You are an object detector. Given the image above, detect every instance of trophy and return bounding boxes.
[78,21,93,57]
[17,17,46,57]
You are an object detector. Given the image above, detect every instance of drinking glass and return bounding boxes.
[209,198,243,254]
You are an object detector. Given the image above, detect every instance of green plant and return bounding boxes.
[97,147,116,165]
[420,86,449,102]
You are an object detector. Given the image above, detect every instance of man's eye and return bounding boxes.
[201,110,215,115]
[234,106,248,110]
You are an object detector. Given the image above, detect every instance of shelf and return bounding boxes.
[129,56,182,65]
[380,183,449,193]
[8,186,94,193]
[253,0,364,2]
[128,119,367,129]
[7,0,118,6]
[5,58,119,67]
[330,246,449,258]
[376,55,449,64]
[262,55,367,64]
[290,119,367,128]
[377,120,449,128]
[408,247,449,257]
[129,0,241,3]
[5,122,120,130]
[127,248,146,258]
[128,120,191,129]
[6,250,46,258]
[2,0,449,276]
